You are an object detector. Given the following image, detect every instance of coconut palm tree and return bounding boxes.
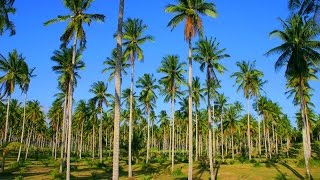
[266,14,320,178]
[74,100,87,159]
[0,50,25,144]
[216,93,228,161]
[102,48,129,83]
[194,37,229,179]
[224,102,242,160]
[158,55,186,172]
[288,0,319,21]
[89,81,111,163]
[51,47,84,173]
[231,60,264,160]
[165,1,217,177]
[113,0,125,178]
[122,18,153,177]
[0,0,16,36]
[136,73,159,164]
[44,1,104,178]
[192,76,205,161]
[17,64,36,163]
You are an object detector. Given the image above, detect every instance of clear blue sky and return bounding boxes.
[1,0,319,125]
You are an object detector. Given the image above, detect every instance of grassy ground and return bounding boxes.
[1,155,320,179]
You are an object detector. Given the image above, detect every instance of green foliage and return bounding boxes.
[275,173,287,180]
[14,175,23,180]
[142,175,152,180]
[172,168,184,177]
[49,169,64,179]
[253,162,262,167]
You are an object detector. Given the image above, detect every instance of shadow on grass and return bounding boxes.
[279,162,304,179]
[194,160,220,180]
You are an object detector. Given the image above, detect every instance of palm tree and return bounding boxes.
[136,73,159,164]
[224,102,242,160]
[0,0,16,36]
[231,60,264,160]
[288,0,319,21]
[194,37,229,179]
[216,93,227,161]
[165,1,217,177]
[51,47,84,173]
[159,110,170,151]
[89,81,111,163]
[0,50,25,144]
[113,0,124,178]
[122,18,153,177]
[44,1,104,178]
[158,55,185,172]
[192,76,205,161]
[17,63,36,163]
[102,48,129,83]
[266,14,320,178]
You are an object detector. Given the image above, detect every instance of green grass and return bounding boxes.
[1,155,320,179]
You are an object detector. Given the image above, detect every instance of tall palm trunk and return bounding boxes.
[66,31,78,180]
[128,54,134,177]
[212,99,216,162]
[99,105,103,163]
[247,98,251,160]
[207,71,214,180]
[60,96,68,174]
[79,121,83,159]
[220,115,224,161]
[187,39,193,180]
[171,94,175,172]
[299,75,311,178]
[258,116,261,158]
[113,0,124,179]
[146,106,151,163]
[195,105,198,161]
[231,128,234,160]
[17,93,27,162]
[4,95,11,143]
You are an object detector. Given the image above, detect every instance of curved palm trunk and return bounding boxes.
[66,31,78,180]
[207,74,214,180]
[60,96,68,174]
[17,93,27,162]
[128,58,134,177]
[171,94,175,172]
[247,98,251,160]
[4,95,11,143]
[187,39,193,180]
[299,75,311,178]
[99,105,103,163]
[113,0,124,178]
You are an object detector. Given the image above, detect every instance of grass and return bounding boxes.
[1,155,320,179]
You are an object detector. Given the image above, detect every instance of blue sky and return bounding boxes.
[1,0,319,125]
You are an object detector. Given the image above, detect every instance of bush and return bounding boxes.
[142,175,152,180]
[228,160,235,165]
[14,175,23,180]
[172,168,184,177]
[275,173,287,180]
[253,162,262,167]
[49,169,65,179]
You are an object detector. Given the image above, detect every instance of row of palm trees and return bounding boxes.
[1,0,320,179]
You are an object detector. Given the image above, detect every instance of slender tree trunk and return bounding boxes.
[171,95,175,172]
[25,129,32,160]
[66,31,78,180]
[187,39,193,180]
[113,0,124,179]
[247,98,251,160]
[195,105,198,162]
[212,99,216,162]
[79,121,83,159]
[17,93,27,162]
[128,54,135,177]
[232,129,234,160]
[299,76,311,178]
[146,106,150,163]
[221,115,224,161]
[4,95,11,143]
[258,116,261,158]
[99,105,103,163]
[60,96,68,174]
[93,126,95,159]
[207,79,214,180]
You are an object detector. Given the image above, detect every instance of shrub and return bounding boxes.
[275,173,287,180]
[172,168,184,177]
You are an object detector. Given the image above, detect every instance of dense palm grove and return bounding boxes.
[1,0,320,179]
